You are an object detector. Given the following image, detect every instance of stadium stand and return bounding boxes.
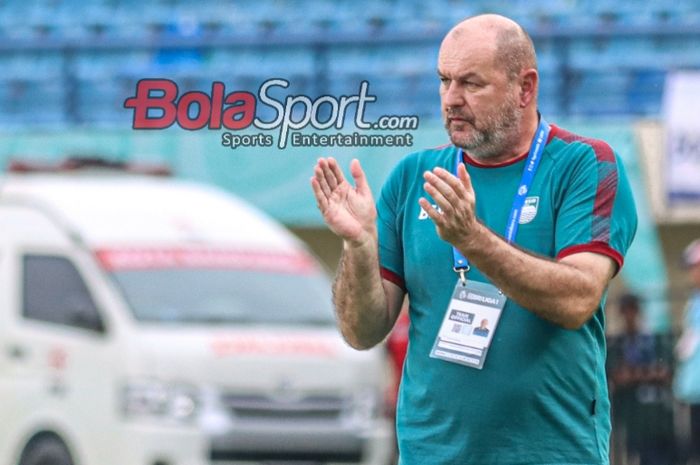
[0,0,699,126]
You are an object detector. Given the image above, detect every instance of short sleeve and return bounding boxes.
[554,145,637,272]
[376,161,406,290]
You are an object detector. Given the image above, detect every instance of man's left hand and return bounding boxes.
[419,164,480,249]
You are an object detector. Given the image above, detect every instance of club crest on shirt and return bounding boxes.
[518,196,539,224]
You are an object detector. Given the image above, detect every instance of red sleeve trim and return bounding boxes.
[556,242,624,271]
[380,267,406,291]
[550,126,619,243]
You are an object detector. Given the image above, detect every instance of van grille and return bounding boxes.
[221,394,348,422]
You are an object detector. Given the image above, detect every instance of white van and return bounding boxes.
[0,158,393,465]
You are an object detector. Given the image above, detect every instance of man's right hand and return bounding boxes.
[310,157,377,246]
[311,157,405,349]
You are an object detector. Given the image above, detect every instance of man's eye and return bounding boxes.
[439,77,450,85]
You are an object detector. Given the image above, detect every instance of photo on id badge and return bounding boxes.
[441,292,498,349]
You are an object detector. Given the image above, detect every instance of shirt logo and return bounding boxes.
[418,204,442,219]
[518,196,539,224]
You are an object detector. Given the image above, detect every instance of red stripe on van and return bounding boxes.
[211,335,338,358]
[95,248,318,273]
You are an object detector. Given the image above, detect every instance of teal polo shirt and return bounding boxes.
[377,124,638,465]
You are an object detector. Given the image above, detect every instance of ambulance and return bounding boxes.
[0,158,393,465]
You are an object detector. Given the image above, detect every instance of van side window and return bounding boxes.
[22,255,105,333]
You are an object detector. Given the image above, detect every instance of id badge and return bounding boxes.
[429,279,507,369]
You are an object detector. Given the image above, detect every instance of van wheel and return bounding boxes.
[19,436,73,465]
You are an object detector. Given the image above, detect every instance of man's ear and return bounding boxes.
[519,69,538,108]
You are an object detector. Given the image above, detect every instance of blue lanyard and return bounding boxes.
[452,119,550,276]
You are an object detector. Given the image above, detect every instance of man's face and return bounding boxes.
[437,36,522,159]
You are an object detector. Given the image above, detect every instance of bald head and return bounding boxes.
[445,14,537,81]
[437,14,540,161]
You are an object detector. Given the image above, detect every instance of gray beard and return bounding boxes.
[446,97,523,162]
[465,123,521,161]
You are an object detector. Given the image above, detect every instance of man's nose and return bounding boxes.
[442,81,465,108]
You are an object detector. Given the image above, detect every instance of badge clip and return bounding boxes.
[453,265,469,286]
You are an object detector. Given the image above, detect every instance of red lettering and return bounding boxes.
[124,80,257,131]
[177,91,212,130]
[209,82,224,129]
[123,79,178,129]
[222,92,256,130]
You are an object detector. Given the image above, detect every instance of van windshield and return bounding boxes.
[109,269,336,325]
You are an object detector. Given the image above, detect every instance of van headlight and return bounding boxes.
[121,379,199,423]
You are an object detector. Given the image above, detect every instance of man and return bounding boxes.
[473,319,490,337]
[607,294,674,465]
[675,239,700,463]
[311,14,637,465]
